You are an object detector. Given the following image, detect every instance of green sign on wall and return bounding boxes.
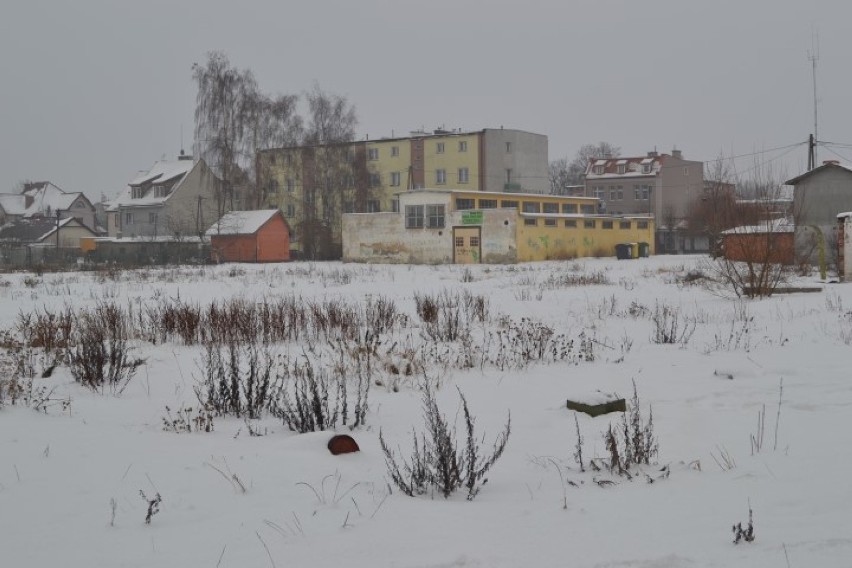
[462,210,483,225]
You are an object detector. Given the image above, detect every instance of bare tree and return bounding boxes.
[299,84,359,260]
[705,159,794,298]
[192,51,301,219]
[549,142,621,192]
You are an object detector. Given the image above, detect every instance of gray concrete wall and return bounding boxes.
[791,167,852,264]
[482,129,548,194]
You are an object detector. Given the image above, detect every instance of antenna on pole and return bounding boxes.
[180,124,184,154]
[808,28,820,169]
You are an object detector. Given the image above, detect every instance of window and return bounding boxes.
[268,179,279,193]
[593,165,604,175]
[455,236,464,247]
[154,185,168,197]
[562,203,577,214]
[642,185,650,200]
[286,153,293,166]
[594,187,605,200]
[148,212,158,224]
[390,171,401,187]
[436,169,447,184]
[602,220,614,229]
[584,220,595,229]
[436,142,445,154]
[543,202,559,214]
[609,187,616,200]
[620,221,631,229]
[405,205,424,228]
[564,220,577,228]
[470,235,480,247]
[455,198,475,210]
[617,164,626,174]
[459,141,468,152]
[617,188,623,200]
[286,178,295,192]
[131,187,144,199]
[684,167,690,177]
[368,148,379,160]
[343,201,355,214]
[581,204,596,214]
[642,163,652,174]
[544,218,557,227]
[286,204,295,217]
[634,185,641,199]
[506,142,511,153]
[391,146,399,157]
[427,204,445,228]
[478,199,497,209]
[637,220,649,229]
[501,200,518,209]
[522,201,540,213]
[367,200,381,213]
[506,169,513,183]
[524,218,537,226]
[391,199,399,213]
[370,173,381,187]
[124,212,134,225]
[458,167,469,184]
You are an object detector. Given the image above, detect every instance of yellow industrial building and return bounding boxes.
[343,189,655,264]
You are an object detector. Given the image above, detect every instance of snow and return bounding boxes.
[206,210,281,236]
[129,160,194,187]
[1,256,851,567]
[0,194,27,215]
[722,218,794,234]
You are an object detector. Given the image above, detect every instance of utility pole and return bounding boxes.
[55,209,61,250]
[808,29,820,169]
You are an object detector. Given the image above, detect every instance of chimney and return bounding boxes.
[647,150,658,158]
[178,149,193,161]
[25,195,34,208]
[823,160,840,166]
[672,149,683,159]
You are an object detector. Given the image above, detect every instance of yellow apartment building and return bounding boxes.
[257,128,548,258]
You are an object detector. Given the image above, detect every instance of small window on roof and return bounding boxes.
[593,165,604,175]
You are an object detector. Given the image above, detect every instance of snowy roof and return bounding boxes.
[785,161,852,185]
[837,212,852,219]
[130,160,194,186]
[109,159,196,209]
[586,155,662,179]
[0,217,86,243]
[206,210,282,236]
[722,218,795,235]
[0,194,27,215]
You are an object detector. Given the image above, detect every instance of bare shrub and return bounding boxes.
[541,269,609,289]
[162,404,214,433]
[380,384,510,500]
[195,341,273,419]
[66,304,143,393]
[601,382,658,476]
[650,303,696,345]
[269,355,370,433]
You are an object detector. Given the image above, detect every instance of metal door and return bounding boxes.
[453,226,481,264]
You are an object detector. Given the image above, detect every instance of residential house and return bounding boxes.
[257,128,549,258]
[0,216,96,248]
[785,160,852,264]
[206,209,290,263]
[583,150,704,253]
[107,152,223,239]
[342,189,654,264]
[0,181,97,231]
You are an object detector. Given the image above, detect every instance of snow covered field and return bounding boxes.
[1,256,851,567]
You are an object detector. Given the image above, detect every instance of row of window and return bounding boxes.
[592,163,653,175]
[131,184,171,199]
[591,185,652,201]
[369,141,469,161]
[405,204,446,229]
[123,212,159,225]
[454,198,596,215]
[522,219,650,229]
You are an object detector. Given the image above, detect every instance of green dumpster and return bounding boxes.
[637,242,650,258]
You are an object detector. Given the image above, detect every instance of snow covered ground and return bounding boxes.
[1,256,851,567]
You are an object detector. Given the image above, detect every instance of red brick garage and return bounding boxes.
[207,209,290,263]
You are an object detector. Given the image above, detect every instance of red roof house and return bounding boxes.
[206,209,290,263]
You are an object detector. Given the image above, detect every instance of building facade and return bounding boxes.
[786,161,852,264]
[583,150,704,253]
[107,154,223,239]
[342,189,654,264]
[257,128,548,258]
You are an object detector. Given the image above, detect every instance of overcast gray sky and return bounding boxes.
[2,0,851,200]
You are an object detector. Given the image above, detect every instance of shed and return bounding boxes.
[721,219,795,265]
[206,209,290,263]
